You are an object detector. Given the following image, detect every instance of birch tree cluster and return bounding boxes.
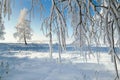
[42,0,120,79]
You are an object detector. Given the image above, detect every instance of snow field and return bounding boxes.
[0,51,119,80]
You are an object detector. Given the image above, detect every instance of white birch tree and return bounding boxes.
[41,0,68,62]
[14,8,32,45]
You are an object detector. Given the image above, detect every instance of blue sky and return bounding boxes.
[1,0,73,43]
[1,0,105,43]
[2,0,51,43]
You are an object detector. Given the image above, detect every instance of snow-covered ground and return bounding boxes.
[0,43,120,80]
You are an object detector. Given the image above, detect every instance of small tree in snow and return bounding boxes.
[14,8,32,45]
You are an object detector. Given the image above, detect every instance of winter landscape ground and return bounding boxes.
[0,43,120,80]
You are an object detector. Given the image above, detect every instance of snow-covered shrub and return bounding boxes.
[0,61,9,80]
